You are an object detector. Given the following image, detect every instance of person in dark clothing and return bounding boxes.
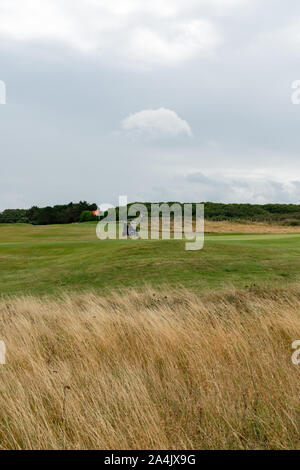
[122,222,129,237]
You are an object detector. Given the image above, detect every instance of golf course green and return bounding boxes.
[1,222,300,296]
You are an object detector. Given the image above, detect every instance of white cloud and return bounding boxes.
[122,108,193,138]
[0,0,225,64]
[0,0,122,53]
[127,20,221,65]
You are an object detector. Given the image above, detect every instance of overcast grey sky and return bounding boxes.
[1,0,300,209]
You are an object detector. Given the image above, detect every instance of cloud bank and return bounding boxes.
[0,0,223,65]
[185,172,300,204]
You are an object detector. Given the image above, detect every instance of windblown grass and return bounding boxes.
[204,220,300,233]
[0,285,299,449]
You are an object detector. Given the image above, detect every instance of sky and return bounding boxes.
[1,0,300,209]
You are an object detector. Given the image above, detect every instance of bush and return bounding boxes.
[0,209,28,223]
[79,211,98,222]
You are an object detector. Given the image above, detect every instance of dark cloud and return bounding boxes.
[185,172,300,203]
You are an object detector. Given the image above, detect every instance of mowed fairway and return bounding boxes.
[1,222,300,296]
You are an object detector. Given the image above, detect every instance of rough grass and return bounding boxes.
[0,285,299,449]
[205,220,300,233]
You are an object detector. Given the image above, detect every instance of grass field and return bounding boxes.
[1,222,300,296]
[1,222,300,449]
[0,285,300,449]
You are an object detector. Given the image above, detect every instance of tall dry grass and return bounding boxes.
[147,218,300,234]
[0,285,299,449]
[204,220,300,233]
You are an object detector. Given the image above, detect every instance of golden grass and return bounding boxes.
[204,220,300,233]
[149,219,300,235]
[0,285,299,449]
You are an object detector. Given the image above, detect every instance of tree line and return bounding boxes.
[117,202,300,225]
[1,201,300,225]
[0,202,97,225]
